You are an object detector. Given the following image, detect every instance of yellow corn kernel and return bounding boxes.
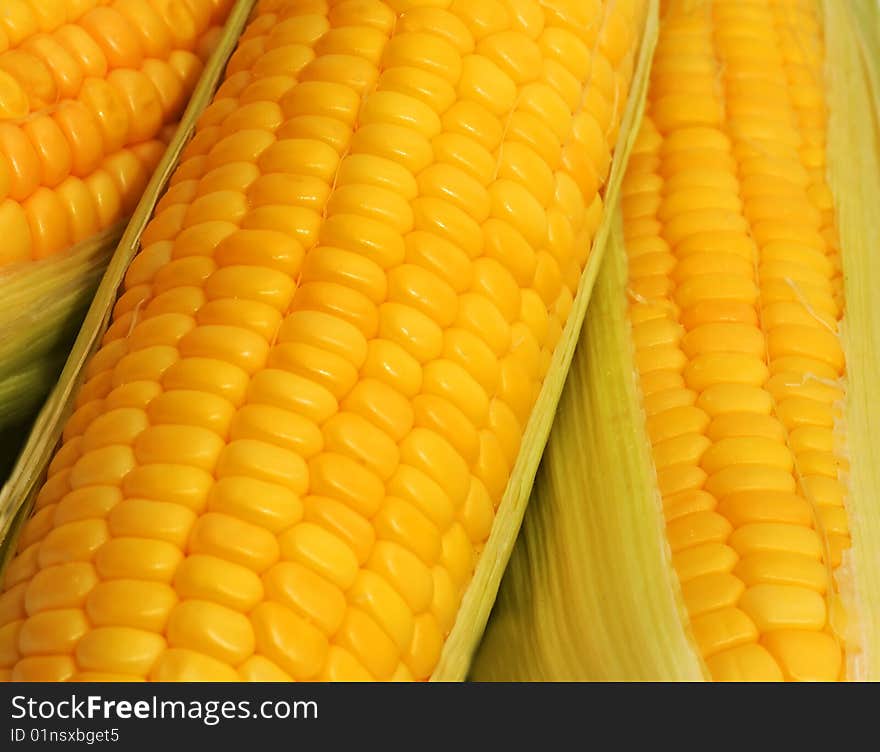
[76,627,166,676]
[690,607,759,659]
[150,649,239,682]
[85,579,178,632]
[762,631,842,682]
[167,600,255,666]
[705,644,784,682]
[665,512,732,554]
[680,573,745,618]
[12,656,76,682]
[728,523,824,561]
[739,584,827,632]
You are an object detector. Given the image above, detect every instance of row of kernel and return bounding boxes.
[142,0,430,682]
[0,0,339,682]
[447,0,641,642]
[405,0,642,674]
[0,0,110,52]
[377,0,515,605]
[312,0,505,680]
[0,0,230,55]
[397,0,539,676]
[532,0,637,386]
[228,0,405,682]
[1,138,166,263]
[770,0,850,573]
[716,0,840,596]
[227,0,505,682]
[0,335,155,682]
[108,0,353,681]
[649,6,730,519]
[141,4,358,251]
[710,0,841,681]
[475,0,578,485]
[709,4,826,678]
[634,112,764,675]
[657,0,790,682]
[642,3,785,682]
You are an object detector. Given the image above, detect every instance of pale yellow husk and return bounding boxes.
[470,0,880,682]
[0,229,121,484]
[825,0,880,681]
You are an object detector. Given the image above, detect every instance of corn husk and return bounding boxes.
[471,0,880,681]
[0,229,122,478]
[824,0,880,681]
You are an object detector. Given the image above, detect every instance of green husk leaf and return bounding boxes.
[0,225,121,435]
[433,0,661,680]
[0,0,257,571]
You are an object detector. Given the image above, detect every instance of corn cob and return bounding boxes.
[0,0,655,681]
[473,0,880,682]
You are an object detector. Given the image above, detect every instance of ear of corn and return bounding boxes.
[472,0,880,682]
[0,0,234,449]
[0,0,657,682]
